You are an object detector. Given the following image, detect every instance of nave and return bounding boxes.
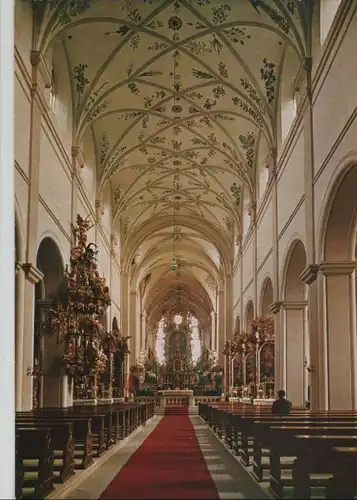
[56,407,267,500]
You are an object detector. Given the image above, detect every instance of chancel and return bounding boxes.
[5,0,357,499]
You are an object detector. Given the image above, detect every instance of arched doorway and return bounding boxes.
[283,239,308,406]
[320,164,357,409]
[35,237,64,408]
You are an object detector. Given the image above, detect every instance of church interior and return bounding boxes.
[4,0,357,498]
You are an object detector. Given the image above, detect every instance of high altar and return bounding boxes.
[161,317,195,389]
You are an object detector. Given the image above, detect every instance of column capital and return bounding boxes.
[21,263,44,284]
[319,261,357,276]
[71,146,85,170]
[95,199,104,219]
[299,264,320,285]
[281,300,307,310]
[110,233,119,248]
[269,301,283,314]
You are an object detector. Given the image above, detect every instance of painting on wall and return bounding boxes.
[260,342,274,380]
[168,330,188,356]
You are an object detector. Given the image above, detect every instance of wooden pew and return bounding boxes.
[252,418,357,482]
[16,419,75,483]
[325,446,357,499]
[200,402,357,499]
[16,434,24,500]
[17,411,94,468]
[16,427,56,499]
[292,434,357,499]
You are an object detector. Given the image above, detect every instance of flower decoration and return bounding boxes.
[168,16,183,31]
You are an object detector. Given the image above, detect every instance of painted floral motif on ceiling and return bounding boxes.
[33,0,308,241]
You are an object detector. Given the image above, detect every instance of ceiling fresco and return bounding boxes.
[33,0,310,324]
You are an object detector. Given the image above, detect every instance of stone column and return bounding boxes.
[269,301,283,393]
[300,58,321,410]
[320,262,357,409]
[129,290,138,363]
[210,311,216,351]
[267,149,281,394]
[120,272,129,337]
[15,264,25,410]
[21,264,44,410]
[217,289,225,365]
[21,51,44,411]
[141,310,147,350]
[300,265,323,410]
[0,2,15,493]
[282,300,308,406]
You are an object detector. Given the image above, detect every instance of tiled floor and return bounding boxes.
[53,416,269,500]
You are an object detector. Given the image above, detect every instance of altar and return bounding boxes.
[157,389,194,407]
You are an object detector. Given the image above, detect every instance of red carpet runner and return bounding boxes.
[100,407,219,500]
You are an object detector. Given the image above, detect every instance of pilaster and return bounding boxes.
[319,261,357,409]
[269,300,283,391]
[281,300,308,406]
[21,264,44,411]
[71,147,83,246]
[129,290,138,364]
[268,148,279,301]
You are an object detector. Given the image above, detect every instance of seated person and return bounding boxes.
[272,389,292,416]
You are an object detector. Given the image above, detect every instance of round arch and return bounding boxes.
[283,239,307,301]
[317,159,357,409]
[281,238,307,407]
[34,237,65,409]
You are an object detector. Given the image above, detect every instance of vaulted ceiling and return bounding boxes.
[33,0,310,328]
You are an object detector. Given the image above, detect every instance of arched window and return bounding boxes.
[190,316,201,363]
[155,317,165,364]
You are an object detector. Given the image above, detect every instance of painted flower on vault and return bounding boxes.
[168,16,183,31]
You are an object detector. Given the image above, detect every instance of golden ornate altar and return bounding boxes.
[161,353,195,389]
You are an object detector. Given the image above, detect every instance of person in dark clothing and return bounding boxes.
[271,389,292,416]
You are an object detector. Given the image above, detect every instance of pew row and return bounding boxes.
[198,402,357,499]
[15,401,155,499]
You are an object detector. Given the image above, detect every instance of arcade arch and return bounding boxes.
[282,239,308,406]
[34,237,64,408]
[319,163,357,409]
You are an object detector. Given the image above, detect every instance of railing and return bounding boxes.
[133,395,222,407]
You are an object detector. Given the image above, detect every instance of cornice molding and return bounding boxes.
[319,261,357,276]
[281,300,307,310]
[269,301,283,315]
[299,264,320,285]
[21,263,44,284]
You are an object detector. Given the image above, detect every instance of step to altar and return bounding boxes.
[156,405,198,416]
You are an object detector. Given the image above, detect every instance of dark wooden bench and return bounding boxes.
[291,434,357,499]
[16,418,75,483]
[252,418,357,482]
[325,446,357,499]
[17,410,94,468]
[16,427,55,499]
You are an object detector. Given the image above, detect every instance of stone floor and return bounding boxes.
[51,416,270,500]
